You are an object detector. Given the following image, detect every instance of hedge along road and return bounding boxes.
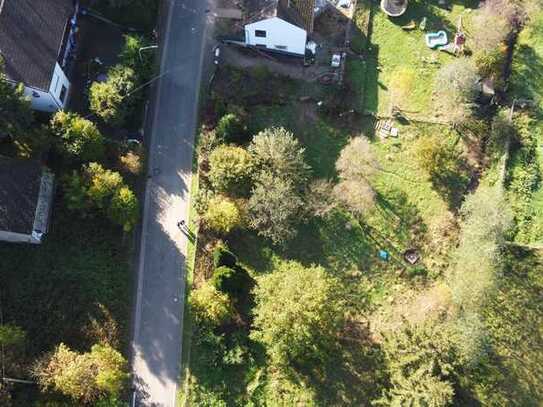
[131,0,209,405]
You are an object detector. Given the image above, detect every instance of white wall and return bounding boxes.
[23,85,58,112]
[22,63,70,112]
[245,17,307,55]
[49,63,71,109]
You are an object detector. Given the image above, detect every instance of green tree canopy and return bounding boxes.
[204,195,242,234]
[190,281,234,327]
[90,65,137,126]
[449,184,512,312]
[247,171,303,244]
[248,127,310,187]
[108,186,139,232]
[251,262,345,369]
[64,163,139,230]
[208,145,253,195]
[51,111,104,162]
[375,322,462,407]
[0,71,32,141]
[34,343,128,403]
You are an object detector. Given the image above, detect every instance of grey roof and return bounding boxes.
[0,0,74,90]
[244,0,305,28]
[0,157,43,234]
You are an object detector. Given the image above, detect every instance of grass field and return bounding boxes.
[349,0,476,118]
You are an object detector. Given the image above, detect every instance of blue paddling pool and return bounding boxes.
[425,31,448,48]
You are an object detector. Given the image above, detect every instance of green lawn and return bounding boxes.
[350,0,476,118]
[0,201,132,405]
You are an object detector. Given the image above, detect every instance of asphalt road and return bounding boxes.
[132,0,208,405]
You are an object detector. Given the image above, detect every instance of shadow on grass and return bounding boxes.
[0,201,132,358]
[383,0,456,33]
[287,326,386,406]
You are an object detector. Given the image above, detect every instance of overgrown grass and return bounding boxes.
[0,200,132,405]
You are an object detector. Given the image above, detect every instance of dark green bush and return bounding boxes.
[212,266,254,300]
[215,113,248,144]
[212,245,238,268]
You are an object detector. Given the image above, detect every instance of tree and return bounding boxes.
[333,137,377,216]
[190,282,234,326]
[50,111,104,162]
[435,59,480,124]
[251,262,345,370]
[375,322,461,407]
[336,137,378,181]
[108,186,139,232]
[471,0,519,53]
[34,343,128,403]
[63,163,139,230]
[0,70,32,141]
[0,324,25,347]
[449,184,512,312]
[247,171,303,244]
[204,196,242,234]
[306,179,337,218]
[85,163,124,209]
[333,178,376,216]
[248,127,310,187]
[90,65,137,126]
[208,145,252,194]
[119,34,153,82]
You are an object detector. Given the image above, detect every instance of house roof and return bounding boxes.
[0,157,44,234]
[244,0,306,29]
[0,0,74,90]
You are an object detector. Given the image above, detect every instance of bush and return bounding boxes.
[190,282,234,326]
[215,113,248,143]
[208,145,253,195]
[474,46,507,78]
[434,59,480,124]
[50,111,104,162]
[212,245,238,268]
[119,150,144,175]
[63,163,139,231]
[89,65,137,126]
[212,266,254,300]
[33,343,128,403]
[119,34,154,82]
[204,196,242,234]
[471,0,520,52]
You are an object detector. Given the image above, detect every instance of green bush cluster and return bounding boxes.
[211,245,254,305]
[64,163,139,231]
